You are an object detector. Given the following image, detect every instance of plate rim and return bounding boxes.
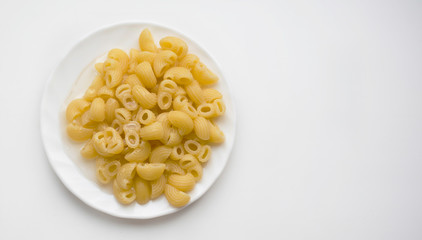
[40,20,237,219]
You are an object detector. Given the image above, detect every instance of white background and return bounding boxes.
[1,0,421,239]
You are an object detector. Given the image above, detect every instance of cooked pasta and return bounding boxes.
[65,28,227,208]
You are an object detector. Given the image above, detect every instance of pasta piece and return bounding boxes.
[92,127,124,157]
[124,74,143,88]
[132,85,157,109]
[113,179,136,205]
[104,58,120,72]
[198,145,211,163]
[164,127,183,146]
[164,184,190,207]
[111,119,124,135]
[153,50,177,78]
[115,108,132,123]
[104,69,123,88]
[66,122,93,141]
[209,121,225,143]
[168,111,194,136]
[177,53,199,71]
[185,80,205,105]
[213,99,226,116]
[173,86,187,97]
[80,140,98,159]
[136,109,156,125]
[83,75,105,101]
[139,122,164,140]
[158,79,178,94]
[97,86,115,100]
[193,116,210,141]
[80,110,97,128]
[172,95,189,110]
[157,91,172,110]
[139,28,157,52]
[108,48,129,73]
[165,161,186,175]
[187,163,203,181]
[163,67,193,85]
[197,103,216,118]
[170,144,185,161]
[123,121,141,148]
[191,61,219,85]
[116,162,137,190]
[128,49,156,73]
[124,140,151,162]
[149,145,172,163]
[179,154,199,170]
[89,98,105,122]
[184,140,201,156]
[135,61,157,89]
[95,62,105,76]
[151,175,166,199]
[96,122,109,132]
[136,163,166,181]
[203,88,223,103]
[66,99,90,122]
[168,173,195,192]
[178,103,197,119]
[159,36,188,59]
[96,157,121,183]
[105,98,120,124]
[134,177,151,205]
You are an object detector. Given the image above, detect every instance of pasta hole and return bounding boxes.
[180,78,190,84]
[162,42,172,49]
[128,135,136,144]
[188,143,198,151]
[162,96,169,104]
[177,147,182,155]
[201,106,211,113]
[201,148,209,158]
[190,170,199,178]
[164,83,175,90]
[126,193,134,198]
[142,113,149,120]
[108,164,117,173]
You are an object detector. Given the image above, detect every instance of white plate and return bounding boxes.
[40,21,236,219]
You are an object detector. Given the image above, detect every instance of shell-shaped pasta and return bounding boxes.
[136,109,156,125]
[136,163,166,181]
[209,121,225,143]
[179,103,197,119]
[111,119,124,135]
[164,127,183,147]
[80,140,98,159]
[157,91,172,110]
[104,58,120,72]
[163,67,193,85]
[213,99,226,116]
[179,154,199,170]
[149,145,172,163]
[153,50,177,78]
[191,62,219,85]
[164,184,190,208]
[177,54,199,71]
[80,110,97,128]
[172,95,189,110]
[115,84,131,98]
[198,145,211,163]
[116,162,137,190]
[97,86,115,100]
[151,175,166,199]
[108,48,129,73]
[134,177,151,205]
[135,61,157,89]
[89,98,105,122]
[66,99,90,122]
[95,62,105,76]
[124,140,151,162]
[197,103,216,118]
[165,161,186,175]
[113,179,136,205]
[66,122,93,141]
[139,28,157,52]
[185,81,205,105]
[139,122,164,140]
[193,117,210,141]
[168,173,195,192]
[92,127,124,157]
[203,88,223,103]
[124,74,143,88]
[159,36,188,59]
[184,140,201,156]
[128,49,156,73]
[115,108,132,123]
[132,85,157,109]
[123,121,141,148]
[105,98,120,124]
[168,111,194,136]
[104,69,123,88]
[187,163,203,182]
[159,79,178,94]
[170,144,185,161]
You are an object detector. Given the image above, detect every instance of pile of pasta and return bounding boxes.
[65,29,225,208]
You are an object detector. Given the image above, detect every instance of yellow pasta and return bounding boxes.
[135,61,157,89]
[168,111,194,136]
[80,110,97,128]
[66,122,93,141]
[187,163,203,181]
[139,121,164,140]
[123,121,141,148]
[96,157,121,184]
[209,121,225,143]
[177,53,199,71]
[159,36,188,59]
[89,98,106,122]
[111,119,124,135]
[164,184,190,208]
[168,173,195,192]
[197,103,216,118]
[132,85,157,109]
[128,49,156,73]
[164,127,183,146]
[95,62,105,76]
[163,67,193,85]
[115,108,132,123]
[165,161,186,175]
[173,86,187,97]
[136,163,166,181]
[179,154,199,170]
[80,140,98,159]
[198,145,211,163]
[193,117,210,140]
[113,179,136,205]
[203,88,223,103]
[83,75,105,101]
[115,84,138,111]
[157,91,172,110]
[105,98,120,124]
[136,109,156,125]
[92,127,124,157]
[213,99,226,116]
[124,140,151,162]
[116,162,137,190]
[191,61,219,85]
[149,145,172,163]
[158,79,178,94]
[179,103,197,119]
[134,177,151,205]
[151,175,166,199]
[66,99,90,122]
[185,80,205,105]
[184,140,201,156]
[172,95,189,110]
[97,86,115,100]
[139,28,157,52]
[104,69,123,89]
[153,50,177,78]
[170,144,185,161]
[124,74,143,88]
[108,48,129,73]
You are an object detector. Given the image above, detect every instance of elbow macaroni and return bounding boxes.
[65,28,227,208]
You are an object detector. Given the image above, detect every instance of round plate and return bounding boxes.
[40,21,236,219]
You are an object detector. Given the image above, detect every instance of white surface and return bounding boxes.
[1,0,422,239]
[41,22,236,218]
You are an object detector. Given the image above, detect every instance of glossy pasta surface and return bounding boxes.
[65,28,225,208]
